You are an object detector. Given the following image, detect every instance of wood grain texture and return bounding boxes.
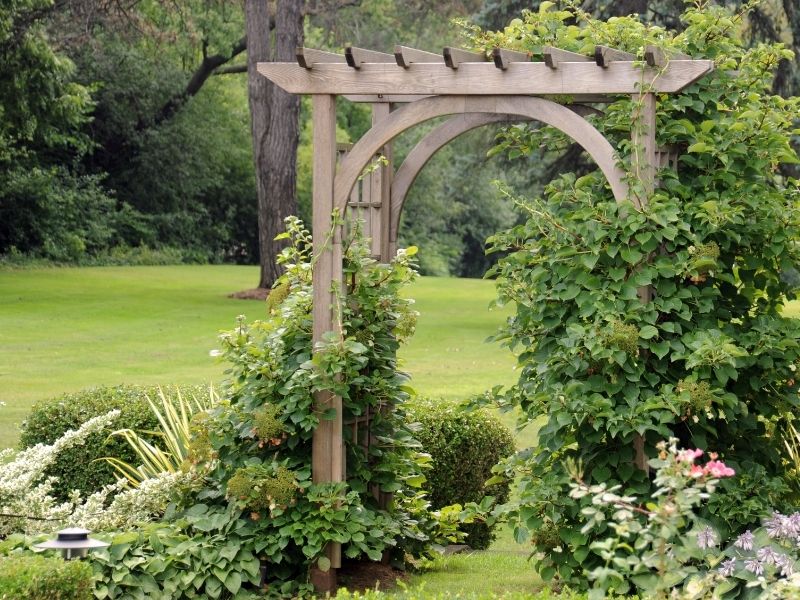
[645,45,690,68]
[334,95,628,223]
[310,94,342,571]
[296,47,346,69]
[493,48,529,69]
[631,92,657,209]
[395,45,441,67]
[371,103,393,261]
[595,45,636,67]
[258,60,714,95]
[544,46,592,68]
[443,47,487,69]
[345,46,394,68]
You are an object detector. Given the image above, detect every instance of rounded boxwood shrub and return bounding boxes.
[19,384,212,501]
[407,399,515,549]
[0,554,93,599]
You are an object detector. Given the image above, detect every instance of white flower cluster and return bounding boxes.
[0,411,120,536]
[0,410,191,537]
[77,470,197,531]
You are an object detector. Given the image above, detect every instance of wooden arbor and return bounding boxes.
[258,43,714,591]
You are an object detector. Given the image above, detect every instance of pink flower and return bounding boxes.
[677,448,704,463]
[703,460,735,478]
[689,465,705,478]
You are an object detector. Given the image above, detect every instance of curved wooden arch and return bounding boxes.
[389,113,523,246]
[388,104,603,248]
[334,95,628,221]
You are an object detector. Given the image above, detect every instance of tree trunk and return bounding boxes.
[246,0,304,290]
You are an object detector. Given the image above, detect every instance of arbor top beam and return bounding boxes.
[259,59,713,96]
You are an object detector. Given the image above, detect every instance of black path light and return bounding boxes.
[34,527,109,560]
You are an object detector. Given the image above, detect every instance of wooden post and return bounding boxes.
[632,91,657,472]
[370,103,393,262]
[310,93,342,593]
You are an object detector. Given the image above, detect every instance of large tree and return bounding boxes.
[246,0,304,289]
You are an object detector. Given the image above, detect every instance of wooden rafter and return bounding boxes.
[258,59,714,95]
[594,45,636,67]
[443,47,486,69]
[645,45,691,67]
[543,46,592,68]
[394,45,441,68]
[296,47,345,69]
[492,47,529,69]
[345,46,394,68]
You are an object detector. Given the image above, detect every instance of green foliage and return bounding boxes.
[89,505,266,600]
[105,387,217,487]
[0,554,93,600]
[476,0,800,592]
[407,399,515,549]
[225,464,298,514]
[77,219,460,597]
[0,0,93,165]
[335,588,590,600]
[569,440,735,598]
[19,384,214,501]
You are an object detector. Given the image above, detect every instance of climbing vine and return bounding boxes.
[471,1,800,591]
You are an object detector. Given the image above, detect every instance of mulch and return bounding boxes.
[336,560,408,594]
[228,288,271,300]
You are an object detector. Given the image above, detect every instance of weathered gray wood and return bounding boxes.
[345,46,395,68]
[543,46,592,68]
[394,45,441,68]
[370,103,393,261]
[296,47,346,69]
[645,45,690,68]
[595,45,636,67]
[343,94,433,103]
[631,91,657,474]
[631,91,657,208]
[258,60,715,95]
[493,47,529,69]
[310,94,342,574]
[443,47,487,69]
[335,95,628,232]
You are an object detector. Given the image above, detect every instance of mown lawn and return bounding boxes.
[0,265,518,447]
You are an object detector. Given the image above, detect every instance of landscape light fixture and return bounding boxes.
[34,527,109,560]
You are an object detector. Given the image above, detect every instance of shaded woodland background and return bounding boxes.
[2,0,798,284]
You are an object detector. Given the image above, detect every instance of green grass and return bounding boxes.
[0,266,517,447]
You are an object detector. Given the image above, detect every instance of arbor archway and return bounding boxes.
[258,43,713,591]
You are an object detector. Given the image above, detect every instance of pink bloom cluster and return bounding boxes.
[678,448,736,478]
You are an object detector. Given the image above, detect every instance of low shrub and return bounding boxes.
[0,554,93,600]
[19,384,213,501]
[407,399,515,549]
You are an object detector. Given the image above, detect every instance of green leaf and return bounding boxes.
[687,142,712,153]
[224,571,242,595]
[317,556,331,572]
[639,325,658,340]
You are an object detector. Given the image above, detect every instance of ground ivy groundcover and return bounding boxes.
[473,1,800,598]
